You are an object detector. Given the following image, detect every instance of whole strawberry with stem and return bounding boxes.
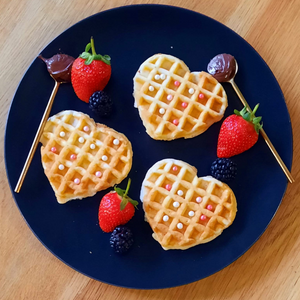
[98,179,138,233]
[217,104,263,158]
[71,37,111,103]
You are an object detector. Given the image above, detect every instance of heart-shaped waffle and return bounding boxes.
[140,159,237,250]
[40,110,133,204]
[133,54,228,140]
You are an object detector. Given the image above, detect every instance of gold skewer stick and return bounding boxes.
[229,79,294,183]
[14,81,61,193]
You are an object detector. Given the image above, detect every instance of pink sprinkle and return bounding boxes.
[181,102,188,108]
[167,94,173,101]
[74,178,80,184]
[200,215,207,221]
[207,204,213,211]
[174,81,180,86]
[50,147,56,153]
[172,166,178,172]
[199,93,204,99]
[83,126,89,132]
[95,171,102,178]
[70,154,77,160]
[196,197,202,203]
[165,184,172,191]
[172,119,179,126]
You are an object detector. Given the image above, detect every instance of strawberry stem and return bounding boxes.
[124,178,131,198]
[115,178,138,211]
[79,37,111,66]
[90,37,96,56]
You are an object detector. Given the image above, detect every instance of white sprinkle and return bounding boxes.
[59,131,65,137]
[177,223,183,229]
[74,178,80,184]
[177,190,183,196]
[90,143,95,149]
[188,211,195,217]
[102,155,108,161]
[188,88,195,94]
[163,215,169,222]
[78,137,85,143]
[173,201,180,208]
[58,164,64,170]
[167,94,173,101]
[113,139,120,145]
[149,85,154,92]
[196,197,202,203]
[160,74,166,80]
[83,126,89,132]
[154,74,160,80]
[95,171,102,178]
[159,108,165,114]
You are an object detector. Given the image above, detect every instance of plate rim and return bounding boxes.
[4,3,294,289]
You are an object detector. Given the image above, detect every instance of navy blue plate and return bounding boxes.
[5,4,293,289]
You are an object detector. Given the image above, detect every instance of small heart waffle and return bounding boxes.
[133,54,228,140]
[40,110,133,204]
[140,159,237,250]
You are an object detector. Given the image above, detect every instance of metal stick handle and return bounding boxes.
[230,79,294,183]
[14,81,61,193]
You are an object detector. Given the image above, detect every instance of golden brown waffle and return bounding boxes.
[140,159,237,250]
[133,54,227,140]
[40,110,133,204]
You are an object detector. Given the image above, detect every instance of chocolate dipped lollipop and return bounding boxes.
[207,54,294,183]
[39,54,75,82]
[207,54,236,82]
[15,53,75,193]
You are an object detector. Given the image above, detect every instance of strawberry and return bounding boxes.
[71,37,111,103]
[98,179,138,233]
[217,104,263,158]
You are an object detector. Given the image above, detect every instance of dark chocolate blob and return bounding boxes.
[207,54,236,82]
[39,54,75,82]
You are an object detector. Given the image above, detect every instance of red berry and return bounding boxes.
[98,192,134,232]
[98,179,138,233]
[71,37,111,103]
[217,105,262,158]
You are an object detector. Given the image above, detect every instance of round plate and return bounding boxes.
[5,4,293,289]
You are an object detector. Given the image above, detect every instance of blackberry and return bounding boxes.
[211,158,237,182]
[89,91,113,117]
[110,226,134,254]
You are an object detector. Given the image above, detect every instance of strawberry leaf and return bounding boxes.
[243,112,251,121]
[253,117,262,123]
[85,43,91,52]
[234,109,240,116]
[114,187,125,197]
[94,54,111,65]
[80,52,90,60]
[94,54,103,60]
[128,198,139,208]
[254,122,263,133]
[85,55,94,65]
[120,196,128,211]
[103,55,111,61]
